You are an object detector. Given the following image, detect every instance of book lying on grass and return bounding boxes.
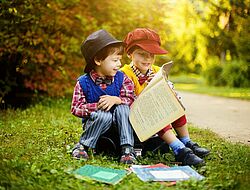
[129,163,176,186]
[130,164,204,182]
[129,61,185,142]
[72,165,129,185]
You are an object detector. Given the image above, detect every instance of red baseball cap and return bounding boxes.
[124,28,168,54]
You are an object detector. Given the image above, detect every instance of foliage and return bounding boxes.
[0,98,250,189]
[204,63,226,87]
[0,0,90,99]
[0,0,249,106]
[203,59,250,88]
[221,60,250,88]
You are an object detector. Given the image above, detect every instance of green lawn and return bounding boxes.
[0,98,249,190]
[169,74,250,100]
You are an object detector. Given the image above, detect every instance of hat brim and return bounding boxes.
[136,43,168,54]
[84,41,124,73]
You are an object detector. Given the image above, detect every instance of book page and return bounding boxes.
[161,61,173,79]
[129,77,185,142]
[149,170,190,180]
[141,68,163,95]
[141,61,173,95]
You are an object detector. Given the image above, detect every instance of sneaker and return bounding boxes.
[72,144,89,160]
[175,147,205,166]
[120,146,136,164]
[186,141,210,158]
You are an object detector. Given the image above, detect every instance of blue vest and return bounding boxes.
[78,71,124,122]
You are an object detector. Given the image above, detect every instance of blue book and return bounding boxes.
[131,165,204,181]
[72,165,129,185]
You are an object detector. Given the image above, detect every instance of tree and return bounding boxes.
[0,0,94,105]
[1,0,249,106]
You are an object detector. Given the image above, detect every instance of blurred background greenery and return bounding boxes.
[0,0,249,107]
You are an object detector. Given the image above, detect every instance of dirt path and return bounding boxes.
[179,91,250,145]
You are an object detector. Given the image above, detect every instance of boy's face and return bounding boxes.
[95,51,122,77]
[130,48,155,74]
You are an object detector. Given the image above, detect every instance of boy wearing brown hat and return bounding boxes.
[71,29,136,164]
[121,28,210,166]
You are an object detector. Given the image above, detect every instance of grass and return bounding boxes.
[169,74,250,100]
[0,98,250,190]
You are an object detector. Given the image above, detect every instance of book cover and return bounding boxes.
[130,165,204,182]
[72,165,129,185]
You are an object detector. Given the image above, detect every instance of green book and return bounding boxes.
[72,165,129,185]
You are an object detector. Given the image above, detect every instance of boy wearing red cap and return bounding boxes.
[121,28,210,166]
[71,29,136,164]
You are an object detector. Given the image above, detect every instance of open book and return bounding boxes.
[129,61,185,142]
[130,164,204,181]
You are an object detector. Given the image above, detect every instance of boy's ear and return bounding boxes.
[94,58,101,66]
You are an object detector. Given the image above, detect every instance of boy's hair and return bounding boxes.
[94,43,124,63]
[127,45,140,55]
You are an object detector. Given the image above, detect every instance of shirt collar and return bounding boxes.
[130,62,154,85]
[89,70,114,83]
[130,62,153,78]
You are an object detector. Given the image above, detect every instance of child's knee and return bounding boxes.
[172,115,187,128]
[114,104,130,116]
[91,111,113,123]
[157,125,172,137]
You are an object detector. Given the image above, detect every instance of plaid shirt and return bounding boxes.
[130,63,155,85]
[71,70,135,118]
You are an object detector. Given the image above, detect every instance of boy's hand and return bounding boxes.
[98,95,122,111]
